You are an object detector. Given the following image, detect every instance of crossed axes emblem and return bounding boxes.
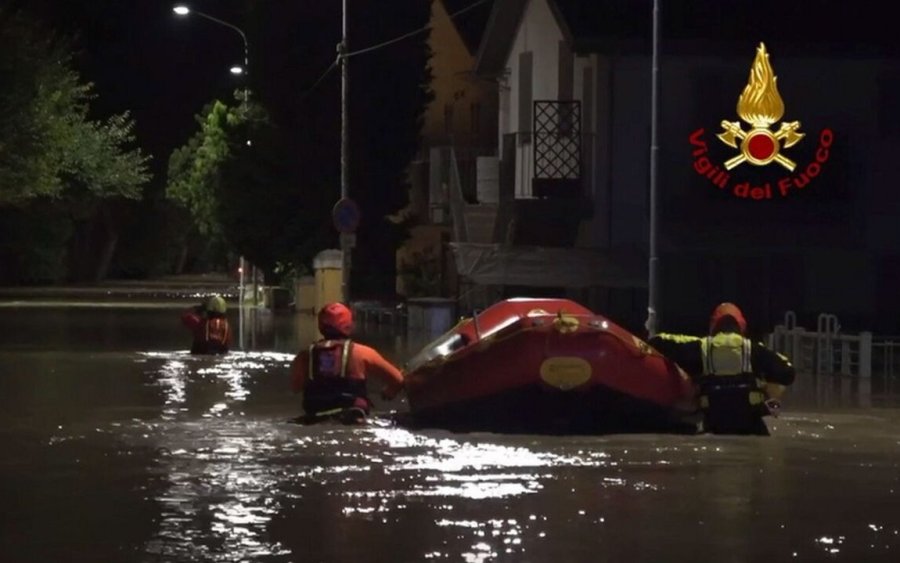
[717,120,805,171]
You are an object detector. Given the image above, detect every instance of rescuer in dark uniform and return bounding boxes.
[290,302,404,424]
[648,302,795,435]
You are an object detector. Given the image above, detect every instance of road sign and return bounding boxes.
[332,197,361,234]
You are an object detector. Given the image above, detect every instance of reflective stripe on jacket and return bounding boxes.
[698,332,765,408]
[205,318,230,351]
[308,339,353,380]
[700,333,752,376]
[304,339,368,415]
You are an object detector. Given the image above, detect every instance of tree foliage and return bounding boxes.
[0,9,150,207]
[165,96,269,241]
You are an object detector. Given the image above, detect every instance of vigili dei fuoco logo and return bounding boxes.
[688,43,833,199]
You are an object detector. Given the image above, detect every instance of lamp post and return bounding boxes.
[173,4,254,347]
[646,0,661,338]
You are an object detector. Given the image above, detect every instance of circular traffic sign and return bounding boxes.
[332,197,361,234]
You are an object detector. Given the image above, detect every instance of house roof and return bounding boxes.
[441,0,495,56]
[474,0,527,76]
[476,0,898,76]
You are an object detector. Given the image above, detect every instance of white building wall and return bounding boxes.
[503,0,566,198]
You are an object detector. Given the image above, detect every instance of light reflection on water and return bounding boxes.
[139,351,296,561]
[2,306,900,561]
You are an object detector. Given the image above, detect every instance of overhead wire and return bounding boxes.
[344,0,491,58]
[298,57,338,101]
[298,0,491,99]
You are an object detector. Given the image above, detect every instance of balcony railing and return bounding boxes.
[501,131,597,200]
[533,100,582,198]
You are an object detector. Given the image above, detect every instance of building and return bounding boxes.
[468,0,900,335]
[394,0,498,299]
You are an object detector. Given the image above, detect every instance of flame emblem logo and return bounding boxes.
[717,43,804,171]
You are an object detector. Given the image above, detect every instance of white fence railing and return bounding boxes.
[767,311,881,378]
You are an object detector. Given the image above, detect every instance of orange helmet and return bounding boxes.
[709,302,747,335]
[318,302,354,337]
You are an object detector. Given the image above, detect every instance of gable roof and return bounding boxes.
[474,0,527,76]
[441,0,494,56]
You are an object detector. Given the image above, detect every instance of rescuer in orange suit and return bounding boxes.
[290,302,405,423]
[181,294,232,355]
[648,302,795,435]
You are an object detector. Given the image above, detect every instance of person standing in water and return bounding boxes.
[290,302,404,424]
[649,302,795,435]
[181,294,231,355]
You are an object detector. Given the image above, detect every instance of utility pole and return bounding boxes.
[646,0,661,338]
[339,0,351,304]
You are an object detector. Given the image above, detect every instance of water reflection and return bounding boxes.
[139,351,295,561]
[3,305,900,562]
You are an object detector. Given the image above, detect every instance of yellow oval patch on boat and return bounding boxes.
[539,357,592,390]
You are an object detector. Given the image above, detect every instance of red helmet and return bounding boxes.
[318,302,354,337]
[709,302,747,335]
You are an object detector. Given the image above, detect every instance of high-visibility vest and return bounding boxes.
[698,332,765,408]
[700,333,752,376]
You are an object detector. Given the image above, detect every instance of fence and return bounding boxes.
[767,311,900,378]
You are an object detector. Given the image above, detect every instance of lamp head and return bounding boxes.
[173,5,190,16]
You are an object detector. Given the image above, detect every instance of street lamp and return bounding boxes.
[172,4,250,103]
[172,3,255,347]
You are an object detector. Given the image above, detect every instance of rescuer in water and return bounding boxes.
[181,294,232,355]
[290,302,404,424]
[648,302,795,435]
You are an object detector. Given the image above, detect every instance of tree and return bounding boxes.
[166,96,270,236]
[346,1,434,296]
[0,9,152,283]
[166,101,233,240]
[0,9,150,206]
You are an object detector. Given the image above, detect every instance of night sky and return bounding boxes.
[13,0,302,179]
[9,0,493,183]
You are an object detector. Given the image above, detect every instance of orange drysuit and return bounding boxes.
[290,338,404,417]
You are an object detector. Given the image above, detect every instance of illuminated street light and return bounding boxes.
[171,4,249,89]
[229,65,244,75]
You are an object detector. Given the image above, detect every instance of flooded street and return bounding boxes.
[1,304,900,562]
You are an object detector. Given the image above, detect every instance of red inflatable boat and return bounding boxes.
[403,298,698,434]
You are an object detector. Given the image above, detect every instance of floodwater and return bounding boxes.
[1,304,900,563]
